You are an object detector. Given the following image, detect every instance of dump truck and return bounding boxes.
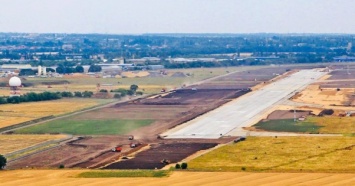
[111,145,122,152]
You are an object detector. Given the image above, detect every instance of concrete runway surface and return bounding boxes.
[164,69,327,139]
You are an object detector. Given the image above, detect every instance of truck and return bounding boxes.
[111,145,122,152]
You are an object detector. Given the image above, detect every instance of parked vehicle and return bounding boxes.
[234,136,246,143]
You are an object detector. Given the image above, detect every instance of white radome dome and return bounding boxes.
[9,76,22,87]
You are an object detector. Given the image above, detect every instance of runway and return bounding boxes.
[164,69,327,139]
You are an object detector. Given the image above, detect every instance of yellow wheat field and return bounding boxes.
[0,134,67,154]
[189,136,355,173]
[0,98,107,128]
[0,170,354,186]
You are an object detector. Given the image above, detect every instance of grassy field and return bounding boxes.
[15,119,153,135]
[0,98,113,129]
[0,134,66,155]
[254,117,355,135]
[254,119,321,133]
[189,136,355,172]
[307,117,355,135]
[77,170,170,178]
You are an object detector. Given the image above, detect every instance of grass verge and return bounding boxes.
[77,170,170,178]
[15,119,153,135]
[254,119,321,133]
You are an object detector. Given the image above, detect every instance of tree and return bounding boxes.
[130,84,139,92]
[181,162,188,169]
[88,65,102,72]
[56,66,64,74]
[0,154,7,169]
[74,92,82,97]
[61,91,73,97]
[46,68,55,72]
[82,91,93,98]
[0,97,7,104]
[175,163,181,169]
[127,90,135,96]
[75,65,84,73]
[19,69,36,76]
[7,96,20,104]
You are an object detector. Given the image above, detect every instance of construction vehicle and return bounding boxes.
[111,145,122,152]
[233,136,246,143]
[161,159,171,165]
[130,143,141,148]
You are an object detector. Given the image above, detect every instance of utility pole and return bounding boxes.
[294,107,297,122]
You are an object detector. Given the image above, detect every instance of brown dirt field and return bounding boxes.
[328,69,355,80]
[267,110,312,120]
[104,142,218,169]
[0,170,354,186]
[6,136,142,169]
[292,85,352,106]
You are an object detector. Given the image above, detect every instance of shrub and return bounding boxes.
[114,93,121,99]
[175,163,181,169]
[319,109,334,116]
[181,162,188,169]
[241,167,246,171]
[99,89,108,93]
[127,90,135,96]
[59,164,65,169]
[0,154,6,169]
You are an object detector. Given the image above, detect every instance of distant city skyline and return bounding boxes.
[1,0,355,34]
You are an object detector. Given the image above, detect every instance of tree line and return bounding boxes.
[0,91,94,104]
[110,84,142,99]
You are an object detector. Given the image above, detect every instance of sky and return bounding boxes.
[0,0,354,34]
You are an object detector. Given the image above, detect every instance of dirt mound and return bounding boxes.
[171,72,187,77]
[121,71,150,78]
[267,110,312,120]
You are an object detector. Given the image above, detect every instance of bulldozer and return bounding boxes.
[161,159,171,165]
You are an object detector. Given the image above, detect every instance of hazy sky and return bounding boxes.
[0,0,354,34]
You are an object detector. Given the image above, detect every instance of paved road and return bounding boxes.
[164,69,327,139]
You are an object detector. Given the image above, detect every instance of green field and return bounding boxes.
[15,119,153,135]
[77,170,170,178]
[254,117,355,135]
[189,136,355,172]
[254,119,321,133]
